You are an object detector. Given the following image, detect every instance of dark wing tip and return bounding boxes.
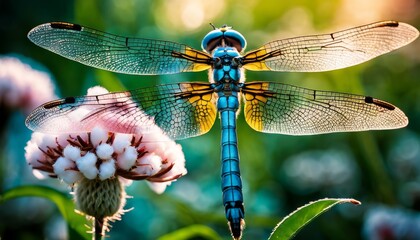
[50,22,82,31]
[43,100,63,109]
[380,20,399,27]
[43,97,75,109]
[364,96,395,110]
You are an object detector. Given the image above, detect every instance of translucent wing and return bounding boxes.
[26,83,217,140]
[242,21,419,72]
[28,22,212,75]
[242,81,408,135]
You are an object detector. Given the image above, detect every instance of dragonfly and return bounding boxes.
[26,21,418,239]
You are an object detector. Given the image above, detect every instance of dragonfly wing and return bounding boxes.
[28,22,212,75]
[26,83,217,140]
[242,81,408,135]
[242,21,419,72]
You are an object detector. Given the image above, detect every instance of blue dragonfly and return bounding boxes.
[26,21,418,239]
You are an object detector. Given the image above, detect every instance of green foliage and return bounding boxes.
[269,198,361,240]
[1,186,89,240]
[157,224,222,240]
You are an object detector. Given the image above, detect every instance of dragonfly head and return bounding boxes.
[201,24,247,53]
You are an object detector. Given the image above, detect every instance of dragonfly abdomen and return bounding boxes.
[218,94,245,239]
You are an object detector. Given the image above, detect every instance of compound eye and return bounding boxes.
[225,36,244,52]
[224,30,247,52]
[206,38,223,52]
[201,30,223,52]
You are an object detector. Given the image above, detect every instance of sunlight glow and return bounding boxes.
[336,0,418,27]
[156,0,225,32]
[182,2,205,30]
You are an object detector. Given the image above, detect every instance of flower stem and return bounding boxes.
[94,217,104,240]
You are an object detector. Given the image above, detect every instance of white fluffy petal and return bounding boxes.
[24,141,44,167]
[87,86,108,95]
[53,157,74,175]
[96,143,114,160]
[117,146,137,170]
[63,145,81,161]
[60,170,83,185]
[135,154,162,176]
[147,182,170,194]
[90,127,108,146]
[112,133,131,154]
[76,152,98,179]
[99,159,116,180]
[37,134,57,150]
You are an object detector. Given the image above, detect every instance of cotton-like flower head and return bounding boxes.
[25,126,187,192]
[25,124,187,237]
[0,55,57,113]
[24,86,187,237]
[24,86,187,193]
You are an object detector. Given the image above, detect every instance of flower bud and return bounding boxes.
[75,177,124,219]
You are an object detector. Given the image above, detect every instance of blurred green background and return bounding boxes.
[1,0,419,239]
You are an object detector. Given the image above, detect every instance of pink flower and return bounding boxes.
[363,205,420,240]
[24,86,187,194]
[0,55,57,113]
[24,85,187,237]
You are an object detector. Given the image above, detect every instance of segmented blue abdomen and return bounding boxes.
[218,93,244,239]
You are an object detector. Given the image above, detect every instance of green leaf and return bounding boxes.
[1,185,89,239]
[95,69,126,92]
[269,198,361,240]
[157,224,222,240]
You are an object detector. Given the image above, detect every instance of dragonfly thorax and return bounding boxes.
[212,47,242,84]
